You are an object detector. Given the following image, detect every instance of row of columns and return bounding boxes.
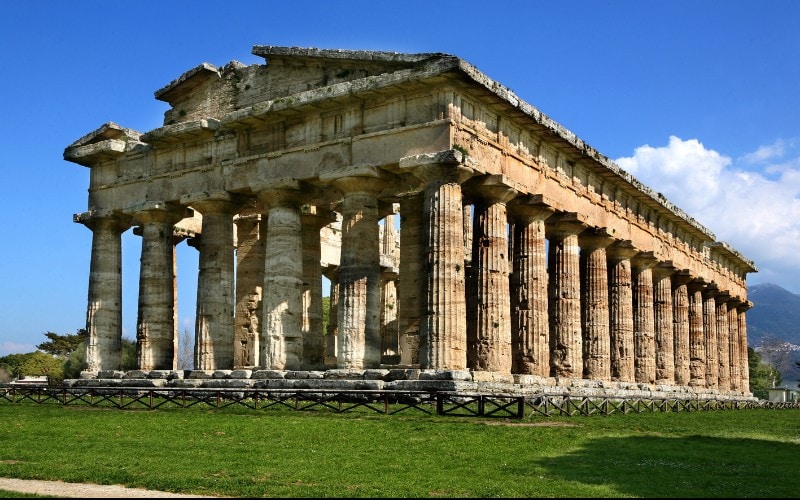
[80,153,751,394]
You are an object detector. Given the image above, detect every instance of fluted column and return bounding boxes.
[133,203,188,370]
[323,169,386,370]
[702,284,719,389]
[257,179,318,370]
[632,252,658,384]
[322,266,340,364]
[687,278,706,388]
[77,212,131,372]
[579,228,614,381]
[728,298,742,392]
[467,175,519,374]
[508,196,554,376]
[233,211,265,368]
[671,270,692,386]
[652,264,676,384]
[607,241,638,382]
[737,301,752,394]
[547,213,587,378]
[401,150,475,370]
[397,194,423,366]
[715,291,731,392]
[301,207,335,369]
[185,196,238,370]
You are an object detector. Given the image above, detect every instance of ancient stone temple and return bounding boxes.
[64,45,757,399]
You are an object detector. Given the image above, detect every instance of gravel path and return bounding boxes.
[0,478,219,498]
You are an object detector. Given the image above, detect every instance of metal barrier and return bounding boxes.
[1,385,798,418]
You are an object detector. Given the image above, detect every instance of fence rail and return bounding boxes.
[1,385,798,418]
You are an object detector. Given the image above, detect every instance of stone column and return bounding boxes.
[322,266,340,365]
[728,298,742,392]
[579,228,615,381]
[133,203,187,370]
[233,212,265,368]
[737,301,752,394]
[77,212,131,372]
[715,291,731,392]
[323,167,386,370]
[184,195,238,371]
[257,179,318,371]
[301,206,335,369]
[400,150,474,370]
[397,194,423,366]
[607,240,638,382]
[687,278,706,388]
[671,270,692,387]
[652,264,676,384]
[547,213,587,378]
[508,196,554,376]
[380,267,399,360]
[632,252,658,384]
[702,284,719,389]
[467,175,519,374]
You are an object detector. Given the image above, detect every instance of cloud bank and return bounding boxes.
[615,136,800,292]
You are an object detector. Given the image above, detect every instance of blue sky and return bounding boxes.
[1,1,798,356]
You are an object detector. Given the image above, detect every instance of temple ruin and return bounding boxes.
[64,45,757,399]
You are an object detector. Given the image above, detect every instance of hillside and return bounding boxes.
[747,282,800,346]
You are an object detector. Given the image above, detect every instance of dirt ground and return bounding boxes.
[0,477,218,498]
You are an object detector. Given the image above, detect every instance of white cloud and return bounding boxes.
[615,136,800,292]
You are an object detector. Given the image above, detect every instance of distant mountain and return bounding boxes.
[747,283,800,346]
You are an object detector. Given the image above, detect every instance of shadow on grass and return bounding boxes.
[532,435,799,498]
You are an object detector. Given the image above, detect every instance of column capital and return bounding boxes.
[547,212,588,239]
[127,201,191,225]
[687,277,708,294]
[579,227,615,250]
[399,150,476,185]
[180,191,245,214]
[464,174,524,204]
[255,178,321,208]
[726,295,744,309]
[671,269,694,288]
[74,210,132,232]
[507,194,557,220]
[632,251,659,272]
[652,262,677,280]
[320,164,391,196]
[702,281,720,299]
[737,300,754,313]
[300,205,338,229]
[607,240,639,262]
[715,290,732,304]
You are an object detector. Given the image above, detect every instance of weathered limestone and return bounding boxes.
[671,270,693,386]
[632,252,658,384]
[702,284,719,389]
[233,212,265,368]
[652,264,676,384]
[607,241,638,382]
[737,301,752,393]
[467,175,520,374]
[687,279,707,388]
[547,213,587,378]
[257,180,316,370]
[579,227,614,381]
[65,45,759,398]
[508,197,553,376]
[326,170,386,369]
[183,194,238,370]
[716,291,731,392]
[77,212,131,371]
[401,151,474,370]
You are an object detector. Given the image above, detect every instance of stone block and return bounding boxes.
[97,370,126,379]
[363,369,390,380]
[324,369,365,380]
[469,371,513,383]
[212,370,233,379]
[186,370,213,379]
[285,370,325,380]
[123,370,149,379]
[230,370,253,379]
[251,370,286,379]
[384,369,420,381]
[147,370,172,379]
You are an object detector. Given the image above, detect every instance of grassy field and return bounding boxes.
[0,401,798,498]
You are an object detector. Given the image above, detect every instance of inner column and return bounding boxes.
[607,240,638,382]
[579,227,614,381]
[632,252,658,384]
[671,270,693,387]
[653,263,676,384]
[702,283,719,390]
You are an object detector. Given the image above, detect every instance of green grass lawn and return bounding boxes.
[0,402,798,498]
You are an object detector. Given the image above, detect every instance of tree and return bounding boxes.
[178,328,194,370]
[37,329,88,358]
[749,346,783,399]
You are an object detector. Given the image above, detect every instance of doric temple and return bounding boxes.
[64,46,757,398]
